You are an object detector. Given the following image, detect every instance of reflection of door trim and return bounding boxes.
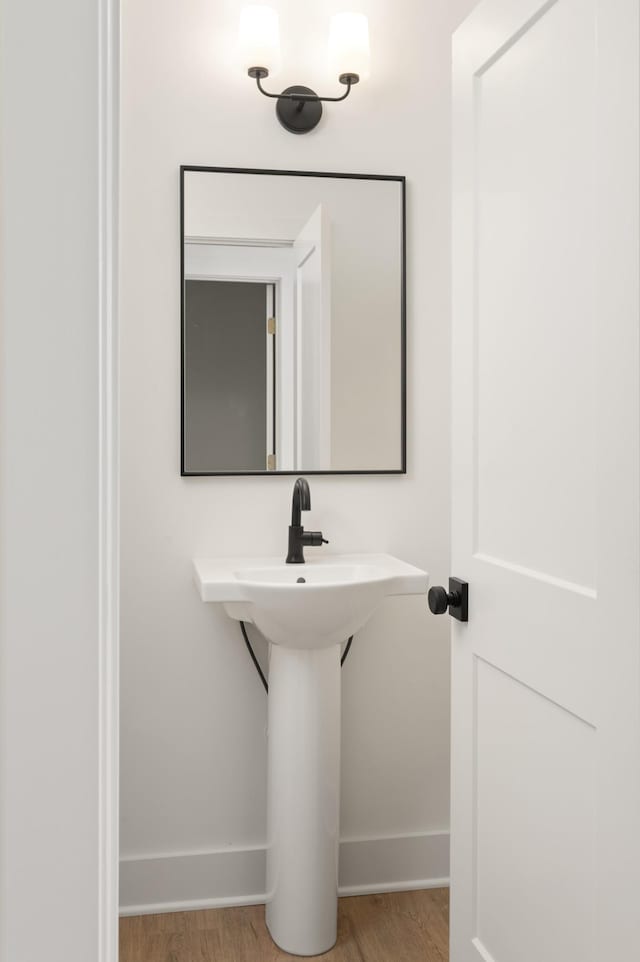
[295,244,316,268]
[185,234,293,248]
[185,272,278,283]
[266,284,276,467]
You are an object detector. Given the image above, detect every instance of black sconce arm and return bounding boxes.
[252,70,357,103]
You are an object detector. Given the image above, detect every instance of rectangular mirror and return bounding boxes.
[181,166,405,475]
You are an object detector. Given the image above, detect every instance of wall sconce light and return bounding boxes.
[238,6,370,134]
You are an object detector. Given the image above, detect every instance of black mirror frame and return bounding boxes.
[180,165,406,477]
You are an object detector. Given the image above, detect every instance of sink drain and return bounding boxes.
[296,577,306,584]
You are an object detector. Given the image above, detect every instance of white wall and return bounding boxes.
[120,0,477,910]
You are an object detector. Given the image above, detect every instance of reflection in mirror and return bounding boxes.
[181,167,405,475]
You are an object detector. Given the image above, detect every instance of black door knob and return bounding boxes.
[427,578,469,622]
[428,586,451,615]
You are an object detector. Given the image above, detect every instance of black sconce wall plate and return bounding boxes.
[276,86,323,134]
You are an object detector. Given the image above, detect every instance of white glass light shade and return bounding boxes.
[328,12,370,81]
[238,5,282,75]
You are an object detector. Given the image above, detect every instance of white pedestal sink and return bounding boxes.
[193,553,428,956]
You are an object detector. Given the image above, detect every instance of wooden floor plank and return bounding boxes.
[119,889,450,962]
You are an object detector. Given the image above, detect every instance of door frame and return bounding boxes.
[0,0,119,960]
[98,0,120,958]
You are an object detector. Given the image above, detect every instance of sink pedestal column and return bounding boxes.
[265,643,341,956]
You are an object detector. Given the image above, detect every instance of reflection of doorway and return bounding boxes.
[183,279,275,473]
[184,241,295,471]
[183,204,331,474]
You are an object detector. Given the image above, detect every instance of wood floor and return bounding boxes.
[120,889,449,962]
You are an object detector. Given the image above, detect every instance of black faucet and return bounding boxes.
[286,477,328,564]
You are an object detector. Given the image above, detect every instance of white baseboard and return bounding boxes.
[119,831,449,917]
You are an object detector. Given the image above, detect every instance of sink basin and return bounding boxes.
[193,553,428,649]
[193,551,428,956]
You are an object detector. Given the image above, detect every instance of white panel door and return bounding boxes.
[451,1,640,961]
[294,204,331,469]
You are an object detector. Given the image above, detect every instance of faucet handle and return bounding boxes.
[301,531,327,547]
